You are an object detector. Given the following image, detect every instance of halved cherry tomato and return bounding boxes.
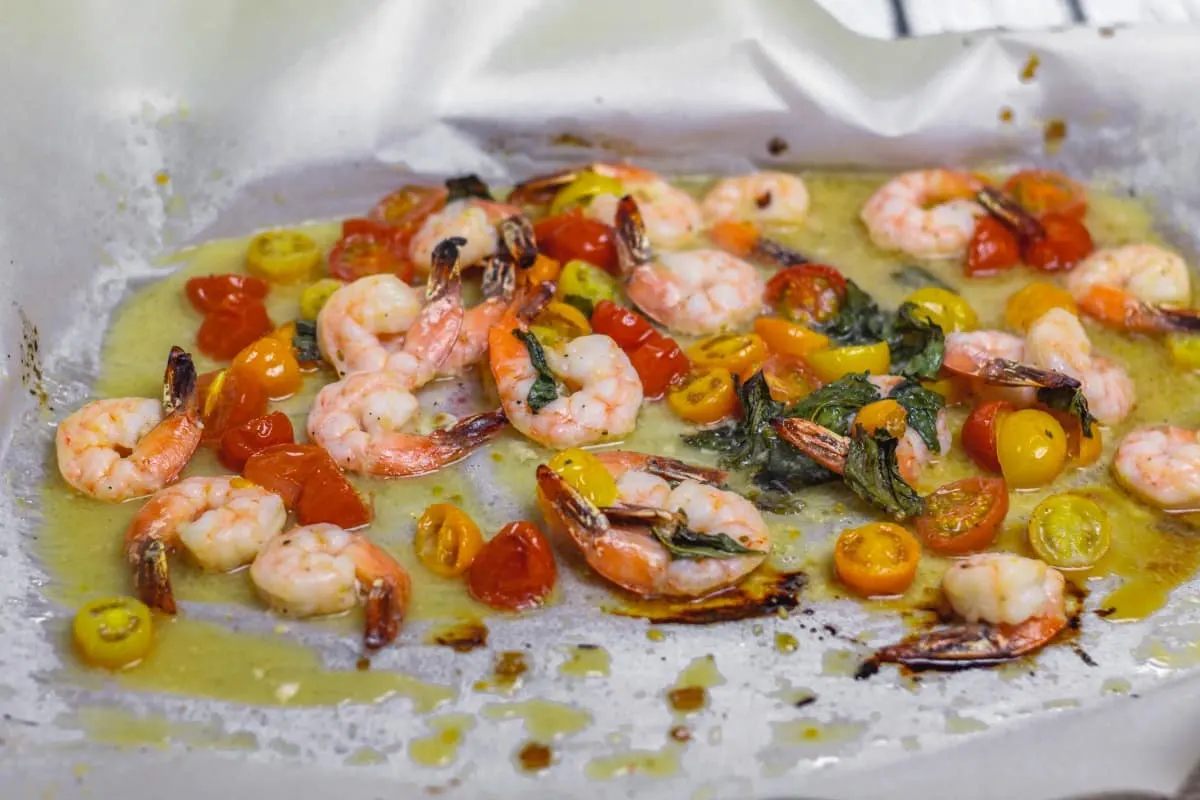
[854,399,907,438]
[764,265,847,325]
[966,217,1020,276]
[667,368,737,424]
[243,443,319,507]
[547,448,618,507]
[232,335,303,400]
[268,322,321,371]
[467,521,557,611]
[996,409,1068,489]
[196,367,269,446]
[534,209,619,275]
[1046,410,1102,468]
[557,259,620,314]
[590,300,655,350]
[805,341,890,384]
[1023,213,1094,273]
[414,503,485,578]
[630,335,690,400]
[1004,170,1087,220]
[921,378,962,406]
[530,301,591,348]
[246,230,321,284]
[300,278,345,320]
[367,185,448,245]
[296,456,372,529]
[72,596,154,670]
[1027,493,1111,569]
[328,218,413,283]
[914,477,1009,555]
[834,522,921,597]
[686,333,769,380]
[196,294,273,361]
[185,274,268,314]
[961,400,1013,473]
[1004,282,1078,332]
[218,411,295,472]
[754,317,830,358]
[761,354,821,403]
[904,287,978,332]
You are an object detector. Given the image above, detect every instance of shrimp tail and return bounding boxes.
[363,577,404,649]
[641,455,728,487]
[131,538,177,615]
[429,409,508,452]
[162,346,198,415]
[709,220,811,268]
[480,255,517,303]
[614,195,652,272]
[516,282,556,323]
[373,410,508,477]
[427,237,467,302]
[507,167,578,206]
[535,464,610,545]
[947,357,1081,389]
[771,418,849,475]
[1079,285,1200,333]
[869,618,1062,670]
[498,215,538,270]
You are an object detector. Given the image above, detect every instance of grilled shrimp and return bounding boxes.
[437,255,516,378]
[1114,425,1200,511]
[317,238,465,381]
[1066,244,1200,332]
[536,464,769,598]
[408,197,521,276]
[1026,308,1135,425]
[124,476,286,614]
[56,347,202,502]
[307,370,506,477]
[700,172,810,226]
[250,524,411,649]
[860,169,984,259]
[872,553,1068,668]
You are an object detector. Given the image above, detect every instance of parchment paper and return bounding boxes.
[4,2,1200,798]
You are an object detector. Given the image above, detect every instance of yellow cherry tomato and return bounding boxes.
[854,399,907,437]
[834,522,921,597]
[686,333,769,379]
[753,317,830,358]
[996,409,1068,489]
[72,597,154,670]
[547,448,618,507]
[557,259,620,317]
[549,171,624,216]
[233,335,303,400]
[300,278,344,319]
[1004,282,1078,332]
[920,378,963,405]
[246,230,321,283]
[531,301,592,349]
[1167,333,1200,371]
[667,368,737,424]
[1028,494,1112,569]
[904,287,978,333]
[414,504,485,578]
[805,341,890,384]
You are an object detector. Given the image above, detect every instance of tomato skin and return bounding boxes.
[997,409,1068,489]
[805,341,890,384]
[414,504,485,578]
[534,209,619,275]
[764,265,847,325]
[629,335,690,400]
[961,400,1013,473]
[243,443,317,507]
[296,457,372,529]
[72,597,154,670]
[685,333,769,380]
[467,521,557,611]
[1024,213,1094,273]
[834,522,921,598]
[186,274,268,314]
[1004,170,1087,220]
[218,411,295,472]
[367,185,447,241]
[761,354,820,403]
[196,294,273,361]
[667,368,738,424]
[232,335,303,400]
[966,217,1021,276]
[914,477,1009,555]
[754,317,830,358]
[590,300,655,350]
[197,367,269,446]
[328,220,414,283]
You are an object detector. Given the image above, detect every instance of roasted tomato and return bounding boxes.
[367,185,448,246]
[805,341,890,384]
[185,274,268,314]
[960,399,1013,473]
[245,230,321,284]
[414,504,485,578]
[667,368,738,424]
[914,477,1009,555]
[754,317,830,359]
[629,335,690,400]
[295,456,372,529]
[467,521,557,611]
[1023,213,1094,273]
[72,596,154,670]
[534,209,619,275]
[996,409,1068,489]
[232,335,303,400]
[197,367,269,446]
[299,278,345,320]
[218,411,295,472]
[1004,282,1078,332]
[196,293,273,361]
[546,448,618,507]
[853,399,907,438]
[764,265,847,325]
[556,258,620,314]
[590,300,655,350]
[834,522,921,598]
[328,218,413,283]
[903,287,978,333]
[686,333,769,380]
[1027,493,1112,569]
[242,443,318,507]
[1003,170,1087,220]
[761,354,821,403]
[966,217,1021,276]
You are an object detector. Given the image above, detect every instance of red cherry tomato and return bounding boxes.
[966,217,1021,277]
[764,265,847,325]
[629,335,691,400]
[367,185,448,245]
[296,457,372,529]
[961,400,1013,473]
[1023,213,1094,273]
[185,274,268,314]
[328,219,414,283]
[467,521,557,611]
[196,367,269,446]
[591,300,656,350]
[914,477,1010,555]
[533,209,619,276]
[1003,170,1087,220]
[218,411,295,472]
[243,443,319,507]
[196,293,273,361]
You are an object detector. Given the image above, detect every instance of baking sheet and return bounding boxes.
[5,2,1200,798]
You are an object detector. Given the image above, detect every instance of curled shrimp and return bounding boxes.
[536,464,769,598]
[1114,425,1200,511]
[124,476,287,614]
[860,169,984,259]
[56,347,202,502]
[250,524,411,649]
[437,255,516,378]
[1026,308,1135,425]
[307,370,506,477]
[318,238,465,381]
[488,285,643,449]
[616,195,764,336]
[870,553,1068,668]
[408,197,521,276]
[700,171,810,226]
[1065,244,1200,333]
[865,375,952,482]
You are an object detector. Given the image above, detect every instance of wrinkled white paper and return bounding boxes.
[4,3,1200,799]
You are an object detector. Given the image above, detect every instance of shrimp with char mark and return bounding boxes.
[1025,308,1135,425]
[701,171,810,226]
[56,346,202,502]
[408,195,523,276]
[861,169,984,260]
[536,464,769,598]
[616,195,764,336]
[437,249,520,378]
[307,369,506,477]
[124,476,287,614]
[1066,244,1200,333]
[250,524,411,649]
[870,553,1068,668]
[1114,425,1200,511]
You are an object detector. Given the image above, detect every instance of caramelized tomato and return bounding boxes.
[218,411,295,472]
[196,293,273,361]
[185,274,268,314]
[764,265,847,325]
[467,521,557,611]
[965,217,1020,276]
[1023,213,1094,273]
[328,218,414,283]
[414,504,485,578]
[533,209,619,275]
[667,368,738,424]
[914,477,1009,555]
[197,367,269,446]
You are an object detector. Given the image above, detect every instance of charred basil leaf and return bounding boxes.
[844,428,924,519]
[446,174,493,203]
[890,265,954,292]
[1036,385,1097,438]
[887,303,944,380]
[514,329,558,413]
[887,378,945,453]
[819,280,889,345]
[292,319,323,364]
[652,515,758,559]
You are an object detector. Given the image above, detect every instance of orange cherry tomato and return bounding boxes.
[590,300,655,350]
[218,411,295,472]
[523,254,563,289]
[196,367,269,446]
[761,354,821,403]
[328,218,414,283]
[961,399,1013,473]
[196,294,273,361]
[834,522,921,598]
[296,456,372,529]
[1004,170,1087,220]
[854,399,907,438]
[686,333,769,380]
[243,443,319,507]
[754,317,830,359]
[414,504,485,578]
[232,335,303,400]
[1023,213,1094,273]
[629,335,690,400]
[467,521,557,611]
[914,477,1009,555]
[764,265,847,325]
[185,274,268,314]
[533,209,619,276]
[965,217,1020,277]
[667,368,737,424]
[708,219,758,259]
[368,184,448,249]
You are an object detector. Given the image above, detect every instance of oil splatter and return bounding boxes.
[667,655,725,715]
[427,620,489,653]
[1043,118,1068,154]
[481,699,592,742]
[999,107,1014,123]
[767,137,789,156]
[559,644,611,678]
[474,650,528,695]
[757,717,867,777]
[1020,54,1040,82]
[517,741,553,772]
[409,714,475,768]
[585,743,684,780]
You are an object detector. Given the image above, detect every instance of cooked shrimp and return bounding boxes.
[1114,425,1200,511]
[250,524,411,649]
[872,554,1067,667]
[700,172,810,226]
[56,347,202,502]
[537,465,769,598]
[942,327,1071,409]
[863,375,951,483]
[1066,244,1200,332]
[943,330,1026,378]
[488,291,643,449]
[860,169,984,259]
[307,369,506,477]
[616,195,764,336]
[124,476,287,614]
[318,238,465,381]
[408,197,521,275]
[436,256,516,378]
[1026,308,1135,425]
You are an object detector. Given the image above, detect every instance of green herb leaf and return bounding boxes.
[1036,385,1097,438]
[844,428,924,519]
[819,280,890,345]
[890,265,954,292]
[513,329,559,413]
[651,514,758,559]
[788,373,881,435]
[683,372,781,468]
[888,378,946,453]
[293,319,323,363]
[887,303,945,380]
